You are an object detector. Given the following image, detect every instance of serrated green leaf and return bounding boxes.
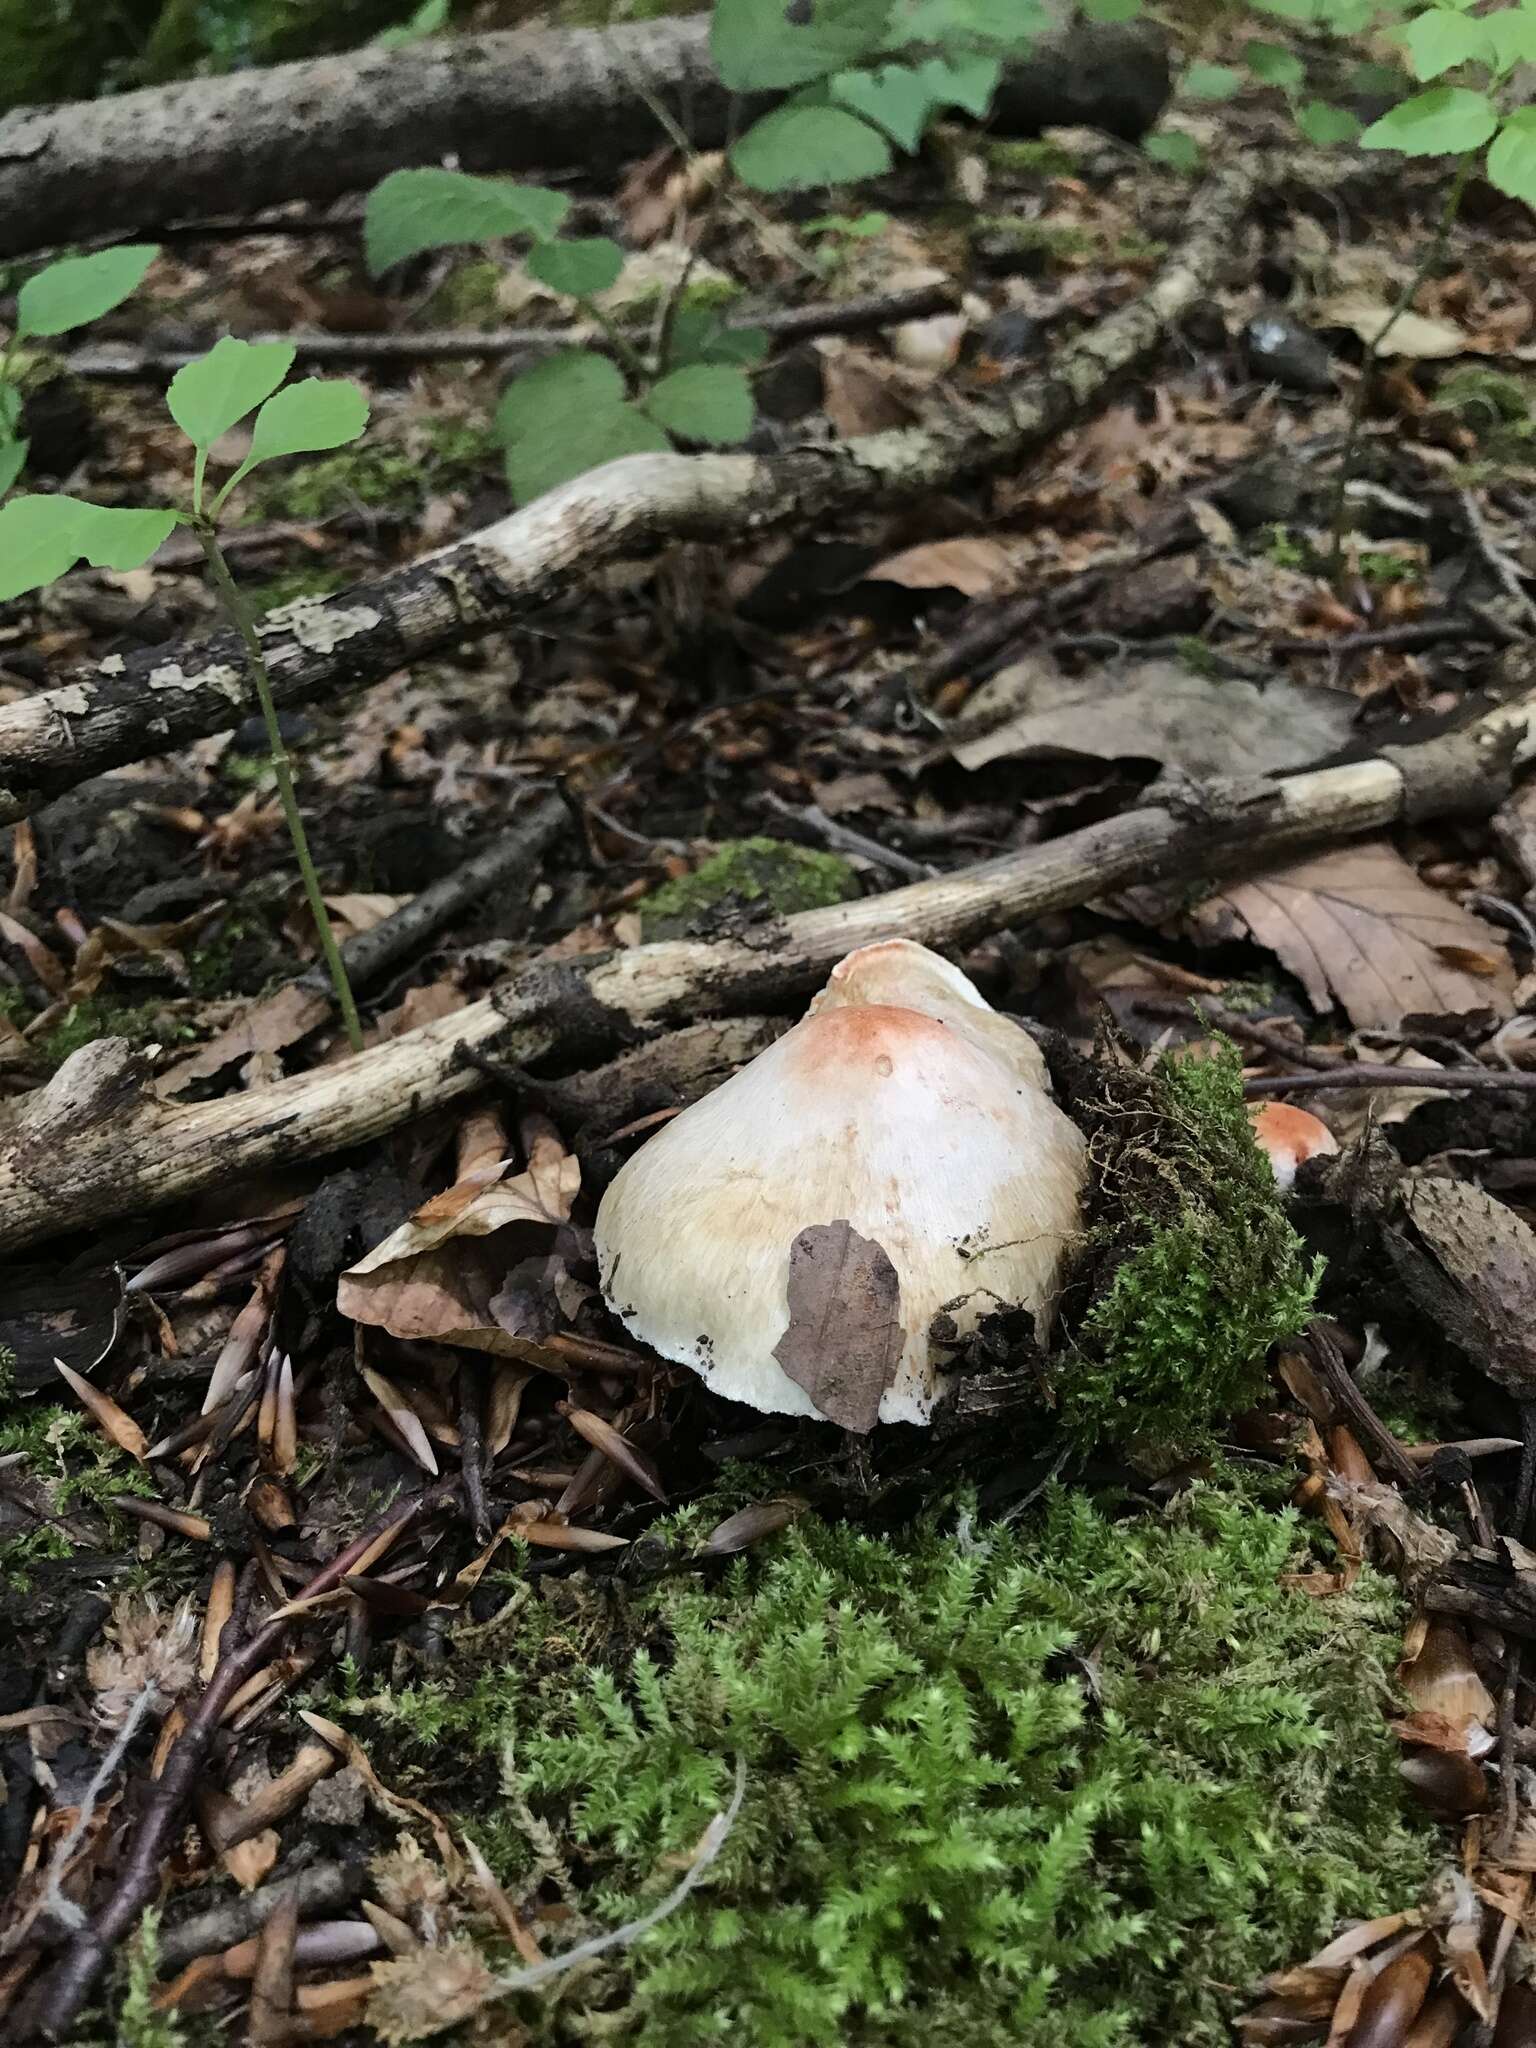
[363,168,569,275]
[0,497,177,602]
[0,440,27,495]
[1245,41,1305,87]
[1400,9,1491,81]
[712,0,889,91]
[167,337,295,449]
[495,350,627,449]
[1081,0,1142,19]
[505,402,670,505]
[1360,83,1496,153]
[372,0,449,48]
[218,378,370,501]
[1488,107,1536,204]
[731,103,893,190]
[15,245,159,341]
[1296,99,1364,143]
[525,237,625,298]
[1184,63,1242,100]
[644,365,755,445]
[830,64,936,151]
[1145,131,1203,170]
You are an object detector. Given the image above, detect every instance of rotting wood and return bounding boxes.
[0,12,1168,262]
[2,690,1532,1257]
[0,166,1254,828]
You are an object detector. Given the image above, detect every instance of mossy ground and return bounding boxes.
[342,1466,1434,2048]
[637,836,858,939]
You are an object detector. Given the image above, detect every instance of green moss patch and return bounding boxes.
[638,836,858,939]
[1054,1042,1320,1453]
[352,1468,1432,2047]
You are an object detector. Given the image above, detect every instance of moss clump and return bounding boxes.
[421,258,503,329]
[969,216,1099,270]
[0,1404,154,1588]
[638,837,859,938]
[983,136,1080,178]
[1058,1042,1320,1452]
[246,417,497,521]
[33,996,172,1068]
[356,1470,1432,2047]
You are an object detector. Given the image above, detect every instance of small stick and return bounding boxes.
[459,1363,489,1546]
[1303,1322,1420,1492]
[1244,1065,1536,1098]
[1134,995,1345,1070]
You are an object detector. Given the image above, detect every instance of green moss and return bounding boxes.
[1435,366,1534,448]
[33,997,171,1068]
[420,258,503,329]
[983,137,1081,178]
[244,567,347,614]
[354,1469,1433,2047]
[638,837,859,938]
[0,1404,154,1589]
[969,217,1099,269]
[246,417,497,522]
[1062,1044,1320,1452]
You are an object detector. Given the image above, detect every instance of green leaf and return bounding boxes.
[1244,41,1305,87]
[712,0,890,91]
[372,0,449,48]
[886,0,1042,42]
[1144,131,1203,170]
[1488,107,1536,204]
[1360,83,1496,153]
[913,52,1002,116]
[666,309,770,368]
[730,103,893,190]
[829,64,936,151]
[168,337,295,449]
[802,209,890,237]
[363,168,570,274]
[1184,63,1242,99]
[15,245,159,341]
[0,439,27,495]
[1488,10,1536,73]
[525,237,625,298]
[1296,99,1364,143]
[0,497,177,602]
[0,386,21,440]
[1081,0,1142,19]
[1400,9,1491,81]
[506,403,670,505]
[1349,59,1407,93]
[644,365,756,445]
[219,378,370,499]
[495,349,628,449]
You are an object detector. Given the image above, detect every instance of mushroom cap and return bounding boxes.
[1248,1101,1340,1190]
[595,947,1085,1427]
[809,937,1052,1086]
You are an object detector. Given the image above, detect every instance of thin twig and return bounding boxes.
[1133,996,1346,1070]
[1243,1066,1536,1098]
[1458,487,1536,632]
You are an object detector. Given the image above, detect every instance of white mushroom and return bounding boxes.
[594,940,1086,1429]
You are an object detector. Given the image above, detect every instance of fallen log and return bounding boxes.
[0,11,1168,263]
[1,693,1528,1255]
[0,164,1251,828]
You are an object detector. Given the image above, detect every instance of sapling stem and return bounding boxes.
[1328,150,1475,586]
[194,521,365,1054]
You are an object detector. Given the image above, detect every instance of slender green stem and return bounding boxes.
[577,295,653,383]
[195,522,365,1054]
[1328,151,1475,585]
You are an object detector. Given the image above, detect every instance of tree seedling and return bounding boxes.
[0,336,370,1052]
[0,244,160,495]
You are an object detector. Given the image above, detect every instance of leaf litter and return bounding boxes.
[14,28,1536,2048]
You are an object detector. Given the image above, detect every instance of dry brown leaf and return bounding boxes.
[338,1136,580,1354]
[945,656,1357,779]
[359,1364,439,1475]
[817,342,920,436]
[700,1497,808,1557]
[772,1219,903,1434]
[8,820,37,914]
[1204,841,1513,1030]
[0,910,67,993]
[158,984,331,1097]
[561,1406,667,1502]
[865,537,1017,598]
[1313,293,1472,360]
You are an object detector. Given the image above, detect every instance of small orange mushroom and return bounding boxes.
[1248,1102,1339,1190]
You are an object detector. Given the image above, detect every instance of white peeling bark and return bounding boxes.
[1,691,1529,1254]
[0,165,1252,828]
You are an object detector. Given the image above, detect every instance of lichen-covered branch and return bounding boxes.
[0,165,1251,828]
[1,689,1530,1256]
